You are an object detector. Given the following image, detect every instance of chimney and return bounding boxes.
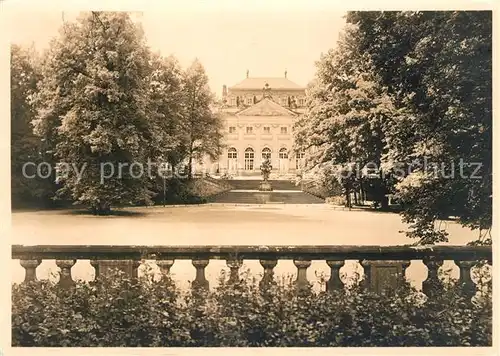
[222,84,227,97]
[246,69,249,78]
[285,69,287,78]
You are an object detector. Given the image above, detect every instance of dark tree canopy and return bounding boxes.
[13,12,224,214]
[297,11,492,244]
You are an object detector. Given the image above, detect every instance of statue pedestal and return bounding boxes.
[258,181,273,191]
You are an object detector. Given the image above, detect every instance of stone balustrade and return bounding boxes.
[12,245,492,298]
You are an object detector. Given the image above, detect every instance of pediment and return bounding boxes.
[236,98,297,117]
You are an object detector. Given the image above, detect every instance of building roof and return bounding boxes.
[236,98,298,117]
[229,77,305,90]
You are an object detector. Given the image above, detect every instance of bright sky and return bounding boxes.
[8,9,346,97]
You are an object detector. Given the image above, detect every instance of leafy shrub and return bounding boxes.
[12,267,492,347]
[151,178,206,205]
[150,178,231,205]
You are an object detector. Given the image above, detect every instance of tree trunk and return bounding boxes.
[378,170,389,211]
[353,190,358,206]
[344,186,351,209]
[187,139,194,179]
[91,201,111,215]
[187,154,193,179]
[380,195,389,211]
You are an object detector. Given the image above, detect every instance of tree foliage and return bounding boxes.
[10,44,56,207]
[31,12,156,213]
[293,24,396,208]
[181,59,223,178]
[15,11,223,213]
[347,11,492,244]
[297,11,492,243]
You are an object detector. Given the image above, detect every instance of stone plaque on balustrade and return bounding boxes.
[360,260,410,294]
[92,260,140,280]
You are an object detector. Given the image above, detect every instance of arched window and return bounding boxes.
[262,147,271,160]
[279,148,288,159]
[227,147,237,159]
[244,147,254,170]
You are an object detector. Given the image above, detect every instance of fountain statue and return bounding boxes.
[258,158,273,191]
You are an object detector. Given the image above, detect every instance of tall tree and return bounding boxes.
[293,25,396,208]
[146,52,184,165]
[347,11,492,244]
[32,12,155,214]
[10,44,54,207]
[180,59,223,178]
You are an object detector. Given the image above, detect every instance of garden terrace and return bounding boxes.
[12,244,492,298]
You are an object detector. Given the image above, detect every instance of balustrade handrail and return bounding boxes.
[12,244,492,261]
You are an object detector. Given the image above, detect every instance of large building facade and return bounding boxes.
[199,71,307,177]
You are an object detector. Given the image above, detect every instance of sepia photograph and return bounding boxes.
[6,2,494,353]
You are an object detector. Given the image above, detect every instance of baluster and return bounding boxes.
[401,261,411,278]
[259,259,277,289]
[56,259,76,288]
[422,257,444,297]
[90,260,100,281]
[226,259,243,284]
[455,260,477,299]
[131,260,141,279]
[157,259,175,277]
[359,260,371,289]
[192,259,209,291]
[326,260,345,292]
[294,259,311,291]
[20,259,41,283]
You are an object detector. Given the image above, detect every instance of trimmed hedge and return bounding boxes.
[150,177,232,205]
[12,268,492,347]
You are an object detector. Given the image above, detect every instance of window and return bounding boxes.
[229,126,236,133]
[279,148,288,159]
[299,98,305,106]
[246,126,253,134]
[296,151,305,169]
[230,98,236,106]
[227,147,237,159]
[244,148,254,170]
[262,147,271,160]
[247,97,253,105]
[282,97,288,106]
[280,127,288,134]
[263,126,270,134]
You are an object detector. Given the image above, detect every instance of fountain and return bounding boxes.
[258,158,273,191]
